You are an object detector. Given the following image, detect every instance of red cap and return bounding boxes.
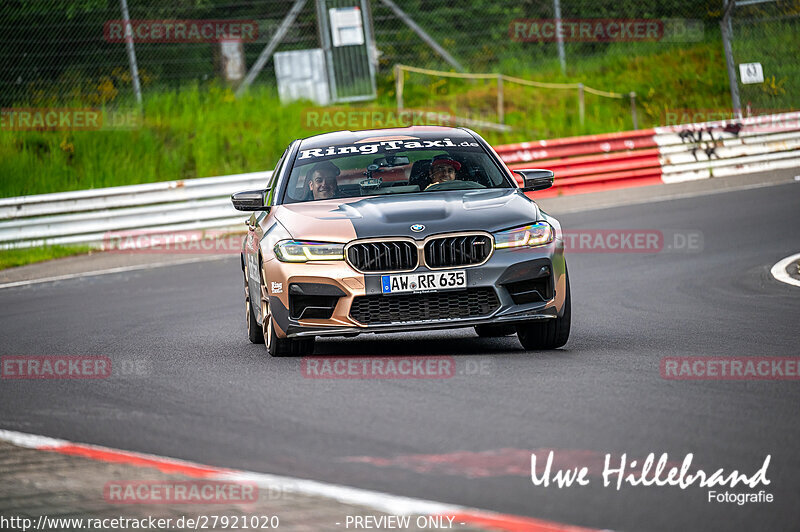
[431,158,461,171]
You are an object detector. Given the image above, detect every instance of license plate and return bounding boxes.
[381,270,466,294]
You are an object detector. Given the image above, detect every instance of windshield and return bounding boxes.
[283,139,512,203]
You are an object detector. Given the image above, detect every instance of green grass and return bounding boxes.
[0,38,738,198]
[732,18,800,111]
[399,40,732,142]
[0,245,91,270]
[0,85,317,198]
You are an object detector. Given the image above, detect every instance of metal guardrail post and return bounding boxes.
[578,83,585,128]
[236,0,307,97]
[119,0,142,106]
[723,0,734,39]
[380,0,464,72]
[720,1,742,119]
[630,92,638,130]
[553,0,566,75]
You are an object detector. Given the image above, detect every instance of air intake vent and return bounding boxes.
[290,294,339,320]
[350,288,499,325]
[347,241,417,272]
[424,234,492,268]
[504,276,553,305]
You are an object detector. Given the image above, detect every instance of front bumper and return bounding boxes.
[263,239,566,339]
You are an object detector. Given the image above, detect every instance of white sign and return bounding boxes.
[329,6,365,47]
[274,49,330,106]
[220,40,244,81]
[739,62,764,84]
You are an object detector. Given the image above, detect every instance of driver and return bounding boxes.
[425,158,461,189]
[307,161,341,200]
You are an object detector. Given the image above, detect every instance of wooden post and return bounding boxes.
[395,65,404,111]
[630,91,638,129]
[497,74,504,125]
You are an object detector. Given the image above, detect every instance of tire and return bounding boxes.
[244,265,264,344]
[474,324,516,337]
[516,266,571,350]
[256,261,315,357]
[265,318,315,357]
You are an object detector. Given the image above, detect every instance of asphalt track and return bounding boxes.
[1,180,799,531]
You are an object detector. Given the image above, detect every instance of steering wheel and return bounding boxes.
[425,180,486,192]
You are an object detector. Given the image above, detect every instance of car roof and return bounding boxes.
[298,126,475,150]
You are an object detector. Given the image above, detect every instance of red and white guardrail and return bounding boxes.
[496,111,800,197]
[0,172,271,249]
[1,111,798,248]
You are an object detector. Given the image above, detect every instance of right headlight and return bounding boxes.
[493,222,554,249]
[274,240,345,262]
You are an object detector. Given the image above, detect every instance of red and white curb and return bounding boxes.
[0,429,605,532]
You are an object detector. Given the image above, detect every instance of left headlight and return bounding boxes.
[274,240,345,262]
[493,222,554,249]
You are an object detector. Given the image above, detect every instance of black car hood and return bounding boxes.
[279,188,540,240]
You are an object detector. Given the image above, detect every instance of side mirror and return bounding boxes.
[231,189,269,211]
[515,169,554,192]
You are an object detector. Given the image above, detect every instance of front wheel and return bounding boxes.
[258,267,315,357]
[516,266,571,350]
[263,313,315,357]
[244,265,264,344]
